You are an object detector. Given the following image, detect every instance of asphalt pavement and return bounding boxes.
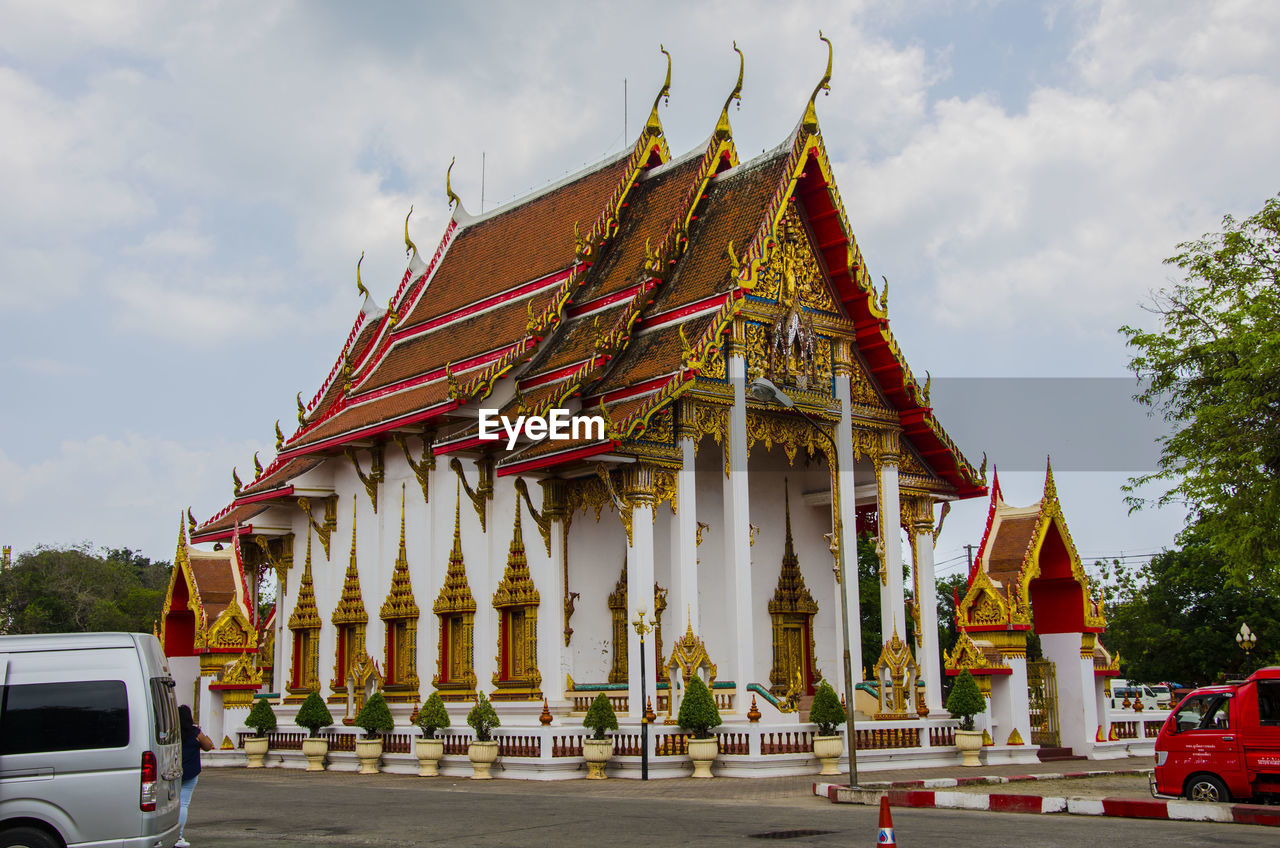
[187,766,1279,847]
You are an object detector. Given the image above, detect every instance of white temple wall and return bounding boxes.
[565,500,626,684]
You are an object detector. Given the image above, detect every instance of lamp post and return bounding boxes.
[1237,622,1257,671]
[748,377,859,788]
[633,605,653,781]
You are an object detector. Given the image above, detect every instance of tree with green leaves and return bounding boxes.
[1121,193,1280,586]
[676,675,722,739]
[808,679,844,736]
[466,691,500,742]
[1098,529,1280,683]
[295,692,333,738]
[582,692,619,740]
[245,699,278,736]
[945,670,986,731]
[0,545,171,635]
[354,692,394,738]
[415,692,451,738]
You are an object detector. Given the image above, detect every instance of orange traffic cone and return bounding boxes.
[877,795,897,847]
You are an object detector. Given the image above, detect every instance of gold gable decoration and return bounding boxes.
[286,527,321,700]
[666,617,718,685]
[872,628,918,720]
[330,499,368,700]
[755,208,838,313]
[161,517,207,652]
[433,487,477,699]
[207,603,258,653]
[381,485,420,701]
[957,569,1013,629]
[492,502,541,699]
[768,485,820,696]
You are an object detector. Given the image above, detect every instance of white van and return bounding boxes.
[0,633,182,848]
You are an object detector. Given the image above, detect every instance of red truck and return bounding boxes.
[1152,667,1280,802]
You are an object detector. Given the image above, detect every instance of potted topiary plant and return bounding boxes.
[807,679,845,776]
[581,692,618,779]
[353,692,394,774]
[295,691,334,771]
[243,698,277,768]
[677,675,722,778]
[465,691,501,779]
[414,692,451,777]
[946,670,987,767]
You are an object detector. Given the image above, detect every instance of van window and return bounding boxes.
[1173,693,1230,733]
[151,677,180,745]
[1259,681,1280,727]
[0,680,130,755]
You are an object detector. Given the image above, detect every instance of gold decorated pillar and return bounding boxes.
[624,464,658,720]
[907,496,943,713]
[875,431,913,712]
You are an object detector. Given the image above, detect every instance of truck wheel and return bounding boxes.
[1185,774,1230,803]
[0,826,62,848]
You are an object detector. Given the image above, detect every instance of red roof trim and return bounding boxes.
[588,372,677,406]
[520,360,588,390]
[639,293,726,331]
[432,434,490,456]
[233,485,295,508]
[567,282,645,318]
[277,399,460,460]
[390,266,573,343]
[495,441,616,477]
[191,525,252,545]
[346,340,520,408]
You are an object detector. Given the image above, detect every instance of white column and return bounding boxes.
[723,332,754,711]
[537,479,569,709]
[832,343,862,687]
[1041,632,1094,755]
[877,447,906,643]
[912,512,943,713]
[990,655,1032,748]
[626,469,658,721]
[673,433,700,636]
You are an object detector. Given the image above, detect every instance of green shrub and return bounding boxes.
[295,691,334,738]
[415,692,451,738]
[244,698,277,736]
[808,679,844,736]
[466,691,501,742]
[676,676,721,740]
[354,692,394,738]
[582,692,619,741]
[945,670,986,732]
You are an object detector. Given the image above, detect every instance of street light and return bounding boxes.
[633,604,653,781]
[1237,622,1257,669]
[749,377,859,788]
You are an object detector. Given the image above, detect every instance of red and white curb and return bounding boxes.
[851,768,1152,791]
[813,784,1280,827]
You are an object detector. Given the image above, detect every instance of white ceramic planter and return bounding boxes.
[955,729,984,767]
[355,737,383,774]
[687,737,719,779]
[415,737,444,777]
[301,737,329,772]
[812,734,843,776]
[243,737,269,768]
[583,738,614,780]
[468,740,499,779]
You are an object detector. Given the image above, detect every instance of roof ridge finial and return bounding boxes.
[348,495,358,571]
[451,481,464,559]
[446,157,461,209]
[404,205,417,258]
[783,479,795,556]
[1043,455,1058,503]
[802,31,833,133]
[397,483,407,569]
[715,41,744,140]
[356,251,369,300]
[645,44,672,135]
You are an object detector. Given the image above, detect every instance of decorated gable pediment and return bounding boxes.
[957,569,1013,630]
[205,603,258,653]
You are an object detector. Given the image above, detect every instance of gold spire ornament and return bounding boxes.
[232,467,242,496]
[715,41,744,140]
[644,44,672,135]
[404,205,418,257]
[187,507,197,535]
[446,157,461,208]
[802,31,833,133]
[275,420,284,451]
[296,392,306,426]
[355,252,369,299]
[253,451,263,478]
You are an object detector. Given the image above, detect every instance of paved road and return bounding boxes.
[188,767,1276,847]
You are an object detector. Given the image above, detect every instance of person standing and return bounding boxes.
[177,704,214,848]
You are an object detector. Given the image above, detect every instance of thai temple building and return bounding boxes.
[161,41,1137,776]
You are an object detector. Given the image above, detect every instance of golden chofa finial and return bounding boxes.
[404,205,418,258]
[232,467,243,496]
[644,44,672,135]
[802,31,833,133]
[446,157,461,209]
[715,41,745,140]
[356,251,369,299]
[296,392,306,426]
[275,420,284,451]
[253,451,263,477]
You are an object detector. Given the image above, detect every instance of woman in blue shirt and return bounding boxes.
[177,705,214,848]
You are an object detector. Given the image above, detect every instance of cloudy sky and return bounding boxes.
[3,1,1277,582]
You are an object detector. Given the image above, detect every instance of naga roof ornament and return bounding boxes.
[644,44,672,135]
[404,205,417,258]
[801,31,833,133]
[445,157,461,209]
[355,252,369,299]
[714,41,744,140]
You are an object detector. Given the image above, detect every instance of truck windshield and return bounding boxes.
[1174,693,1231,732]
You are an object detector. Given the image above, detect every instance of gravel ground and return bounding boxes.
[949,774,1153,798]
